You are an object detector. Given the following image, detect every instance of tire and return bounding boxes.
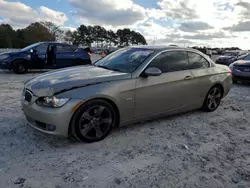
[12,60,28,74]
[202,85,223,112]
[70,99,117,143]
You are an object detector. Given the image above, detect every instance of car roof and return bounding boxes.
[130,45,180,51]
[39,41,76,46]
[128,45,203,54]
[224,50,239,53]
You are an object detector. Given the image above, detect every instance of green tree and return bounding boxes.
[106,30,117,47]
[117,28,132,46]
[0,22,147,48]
[64,30,74,44]
[0,28,12,48]
[19,22,55,47]
[0,24,17,48]
[40,21,63,41]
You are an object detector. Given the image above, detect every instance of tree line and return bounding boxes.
[0,22,147,49]
[65,25,147,47]
[0,22,62,48]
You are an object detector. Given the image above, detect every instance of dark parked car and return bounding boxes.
[229,53,250,83]
[0,42,92,74]
[215,51,248,66]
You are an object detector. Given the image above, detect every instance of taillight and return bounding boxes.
[88,52,92,56]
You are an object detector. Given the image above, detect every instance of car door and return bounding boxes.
[134,50,194,118]
[55,44,76,68]
[31,43,48,69]
[187,51,212,104]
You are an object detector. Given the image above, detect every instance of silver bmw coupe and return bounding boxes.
[22,46,232,142]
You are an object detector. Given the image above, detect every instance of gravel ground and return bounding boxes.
[1,61,250,188]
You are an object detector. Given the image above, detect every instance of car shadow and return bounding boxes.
[233,82,250,87]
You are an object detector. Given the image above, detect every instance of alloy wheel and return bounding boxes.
[207,87,222,111]
[18,64,25,73]
[78,105,113,140]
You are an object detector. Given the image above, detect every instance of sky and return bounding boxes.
[1,0,250,49]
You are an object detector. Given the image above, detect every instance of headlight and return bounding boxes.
[229,64,234,69]
[0,55,10,60]
[36,96,70,108]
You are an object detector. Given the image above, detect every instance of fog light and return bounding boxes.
[46,124,56,131]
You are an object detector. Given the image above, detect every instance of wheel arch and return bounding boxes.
[11,58,30,69]
[68,97,121,137]
[212,83,224,97]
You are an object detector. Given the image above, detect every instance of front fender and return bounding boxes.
[56,79,136,122]
[10,53,32,67]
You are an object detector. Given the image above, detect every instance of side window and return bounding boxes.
[188,52,209,69]
[35,44,48,54]
[57,44,77,53]
[148,51,189,73]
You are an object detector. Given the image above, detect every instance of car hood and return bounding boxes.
[233,60,250,66]
[218,56,235,60]
[25,66,131,96]
[0,51,21,56]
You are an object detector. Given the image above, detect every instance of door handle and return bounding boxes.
[184,76,192,80]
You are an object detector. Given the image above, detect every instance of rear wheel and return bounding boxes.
[70,99,117,143]
[202,85,223,112]
[12,60,28,74]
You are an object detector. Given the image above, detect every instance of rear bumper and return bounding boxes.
[233,75,250,82]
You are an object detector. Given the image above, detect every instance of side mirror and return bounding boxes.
[143,67,162,77]
[30,49,34,53]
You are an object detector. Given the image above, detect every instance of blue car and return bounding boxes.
[215,51,248,66]
[0,42,92,74]
[229,53,250,83]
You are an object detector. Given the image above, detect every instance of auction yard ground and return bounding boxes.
[0,55,250,188]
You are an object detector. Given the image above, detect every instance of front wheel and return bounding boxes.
[12,60,27,74]
[70,99,117,143]
[202,86,223,112]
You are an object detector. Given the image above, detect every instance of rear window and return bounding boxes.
[188,52,210,69]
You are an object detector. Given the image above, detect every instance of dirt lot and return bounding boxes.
[0,66,250,188]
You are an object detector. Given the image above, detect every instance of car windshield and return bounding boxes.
[223,52,238,56]
[21,43,42,52]
[94,48,154,73]
[243,53,250,60]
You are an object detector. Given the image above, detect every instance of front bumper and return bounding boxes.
[0,60,11,70]
[21,97,81,137]
[232,70,250,82]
